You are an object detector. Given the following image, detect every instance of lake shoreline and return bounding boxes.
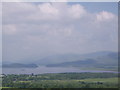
[2,66,119,75]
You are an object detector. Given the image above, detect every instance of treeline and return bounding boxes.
[3,72,118,80]
[2,72,119,88]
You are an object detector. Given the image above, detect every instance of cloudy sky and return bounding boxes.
[2,2,118,63]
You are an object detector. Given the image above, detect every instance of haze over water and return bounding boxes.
[2,66,118,75]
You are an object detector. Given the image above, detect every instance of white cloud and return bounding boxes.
[3,24,17,35]
[96,11,115,22]
[38,3,59,15]
[2,2,118,62]
[3,2,88,22]
[68,4,86,19]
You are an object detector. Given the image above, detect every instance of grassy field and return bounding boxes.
[2,73,119,88]
[80,77,118,83]
[10,78,118,88]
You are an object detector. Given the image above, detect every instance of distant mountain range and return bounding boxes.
[45,51,118,71]
[2,63,38,68]
[46,59,97,67]
[2,51,118,70]
[36,51,118,64]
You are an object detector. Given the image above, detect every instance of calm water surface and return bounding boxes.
[2,66,118,74]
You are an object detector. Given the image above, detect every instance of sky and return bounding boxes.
[2,2,118,63]
[69,2,118,14]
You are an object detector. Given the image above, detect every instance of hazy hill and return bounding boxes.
[2,51,118,70]
[36,51,118,65]
[46,59,97,67]
[45,51,118,70]
[3,63,38,68]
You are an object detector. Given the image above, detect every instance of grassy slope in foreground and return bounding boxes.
[2,73,119,88]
